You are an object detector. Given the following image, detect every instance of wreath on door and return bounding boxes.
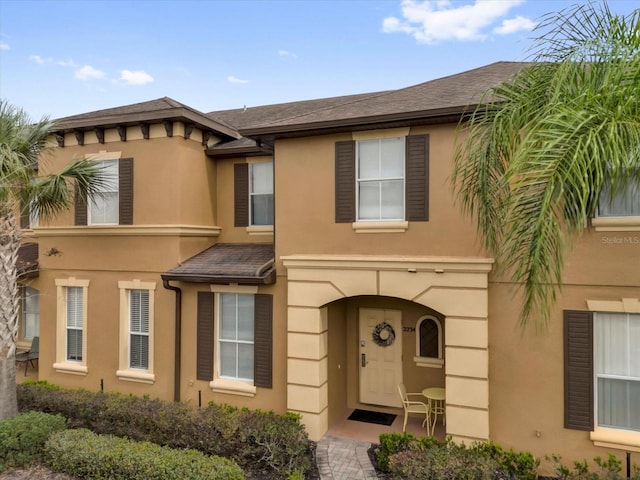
[372,322,396,347]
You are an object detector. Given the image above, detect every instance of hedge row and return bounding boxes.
[45,428,244,480]
[18,381,312,479]
[0,411,67,471]
[376,433,540,480]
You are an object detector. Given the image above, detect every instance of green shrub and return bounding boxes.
[376,432,416,472]
[0,411,67,471]
[380,435,539,480]
[44,428,245,480]
[17,382,313,479]
[548,453,640,480]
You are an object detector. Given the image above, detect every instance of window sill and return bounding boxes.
[590,427,640,453]
[116,369,155,384]
[210,378,256,397]
[53,362,88,376]
[414,356,444,369]
[246,225,274,236]
[352,221,409,233]
[592,216,640,232]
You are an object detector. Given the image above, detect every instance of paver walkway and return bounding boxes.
[315,435,379,480]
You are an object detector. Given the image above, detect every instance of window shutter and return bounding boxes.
[405,134,429,221]
[564,310,594,431]
[234,163,249,227]
[254,294,273,388]
[119,158,134,225]
[196,292,214,381]
[335,140,356,223]
[74,183,88,226]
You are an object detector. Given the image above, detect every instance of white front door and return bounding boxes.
[359,308,403,407]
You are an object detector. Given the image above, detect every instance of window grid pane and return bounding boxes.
[218,293,254,381]
[89,160,119,225]
[249,162,274,226]
[22,287,39,340]
[595,312,640,432]
[598,176,640,217]
[356,138,405,221]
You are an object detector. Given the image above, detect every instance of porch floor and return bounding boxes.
[326,407,446,444]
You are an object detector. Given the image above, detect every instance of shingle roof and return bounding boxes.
[162,243,275,285]
[17,243,38,278]
[53,97,240,140]
[237,62,530,136]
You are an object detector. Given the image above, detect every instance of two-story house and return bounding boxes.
[18,61,639,467]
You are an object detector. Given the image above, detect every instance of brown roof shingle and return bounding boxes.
[162,243,275,285]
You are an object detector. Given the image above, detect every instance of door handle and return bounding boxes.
[361,353,367,367]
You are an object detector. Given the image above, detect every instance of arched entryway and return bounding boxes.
[282,254,493,443]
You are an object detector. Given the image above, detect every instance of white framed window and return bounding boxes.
[117,280,155,384]
[89,159,119,225]
[414,315,444,368]
[249,161,273,226]
[597,175,640,217]
[21,286,39,340]
[594,312,640,432]
[54,278,89,375]
[218,293,255,382]
[356,137,405,221]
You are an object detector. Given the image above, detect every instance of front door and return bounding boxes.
[359,308,402,408]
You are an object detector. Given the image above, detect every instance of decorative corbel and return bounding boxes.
[164,121,173,137]
[184,123,194,139]
[95,128,105,144]
[55,134,65,147]
[140,123,150,140]
[202,131,213,146]
[74,130,84,146]
[117,125,127,142]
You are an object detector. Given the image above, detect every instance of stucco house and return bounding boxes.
[17,61,639,468]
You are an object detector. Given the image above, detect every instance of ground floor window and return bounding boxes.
[219,293,255,382]
[21,286,39,340]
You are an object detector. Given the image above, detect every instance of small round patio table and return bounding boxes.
[422,387,445,436]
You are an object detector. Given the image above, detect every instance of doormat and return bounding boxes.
[347,409,396,426]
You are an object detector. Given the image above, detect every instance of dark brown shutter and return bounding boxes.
[74,183,88,226]
[405,134,429,221]
[118,158,134,225]
[335,140,356,223]
[564,310,594,431]
[254,294,273,388]
[196,292,214,381]
[234,163,249,227]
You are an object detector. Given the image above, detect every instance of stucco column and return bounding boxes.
[287,306,329,440]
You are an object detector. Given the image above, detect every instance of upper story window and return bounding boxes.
[598,176,640,217]
[357,138,405,221]
[75,157,133,226]
[249,161,274,226]
[335,134,429,228]
[89,159,119,225]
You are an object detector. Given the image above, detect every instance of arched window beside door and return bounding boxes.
[414,315,443,368]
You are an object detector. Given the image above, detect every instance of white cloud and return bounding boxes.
[29,55,53,65]
[382,0,532,44]
[119,69,154,85]
[279,49,298,58]
[0,42,9,50]
[493,15,536,34]
[56,59,77,67]
[227,75,249,84]
[74,65,105,81]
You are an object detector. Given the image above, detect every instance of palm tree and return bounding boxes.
[453,2,640,329]
[0,100,106,419]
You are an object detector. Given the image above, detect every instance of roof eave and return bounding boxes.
[239,104,478,139]
[205,145,273,158]
[54,108,241,140]
[160,268,276,285]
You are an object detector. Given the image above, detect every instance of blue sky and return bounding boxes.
[0,0,637,120]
